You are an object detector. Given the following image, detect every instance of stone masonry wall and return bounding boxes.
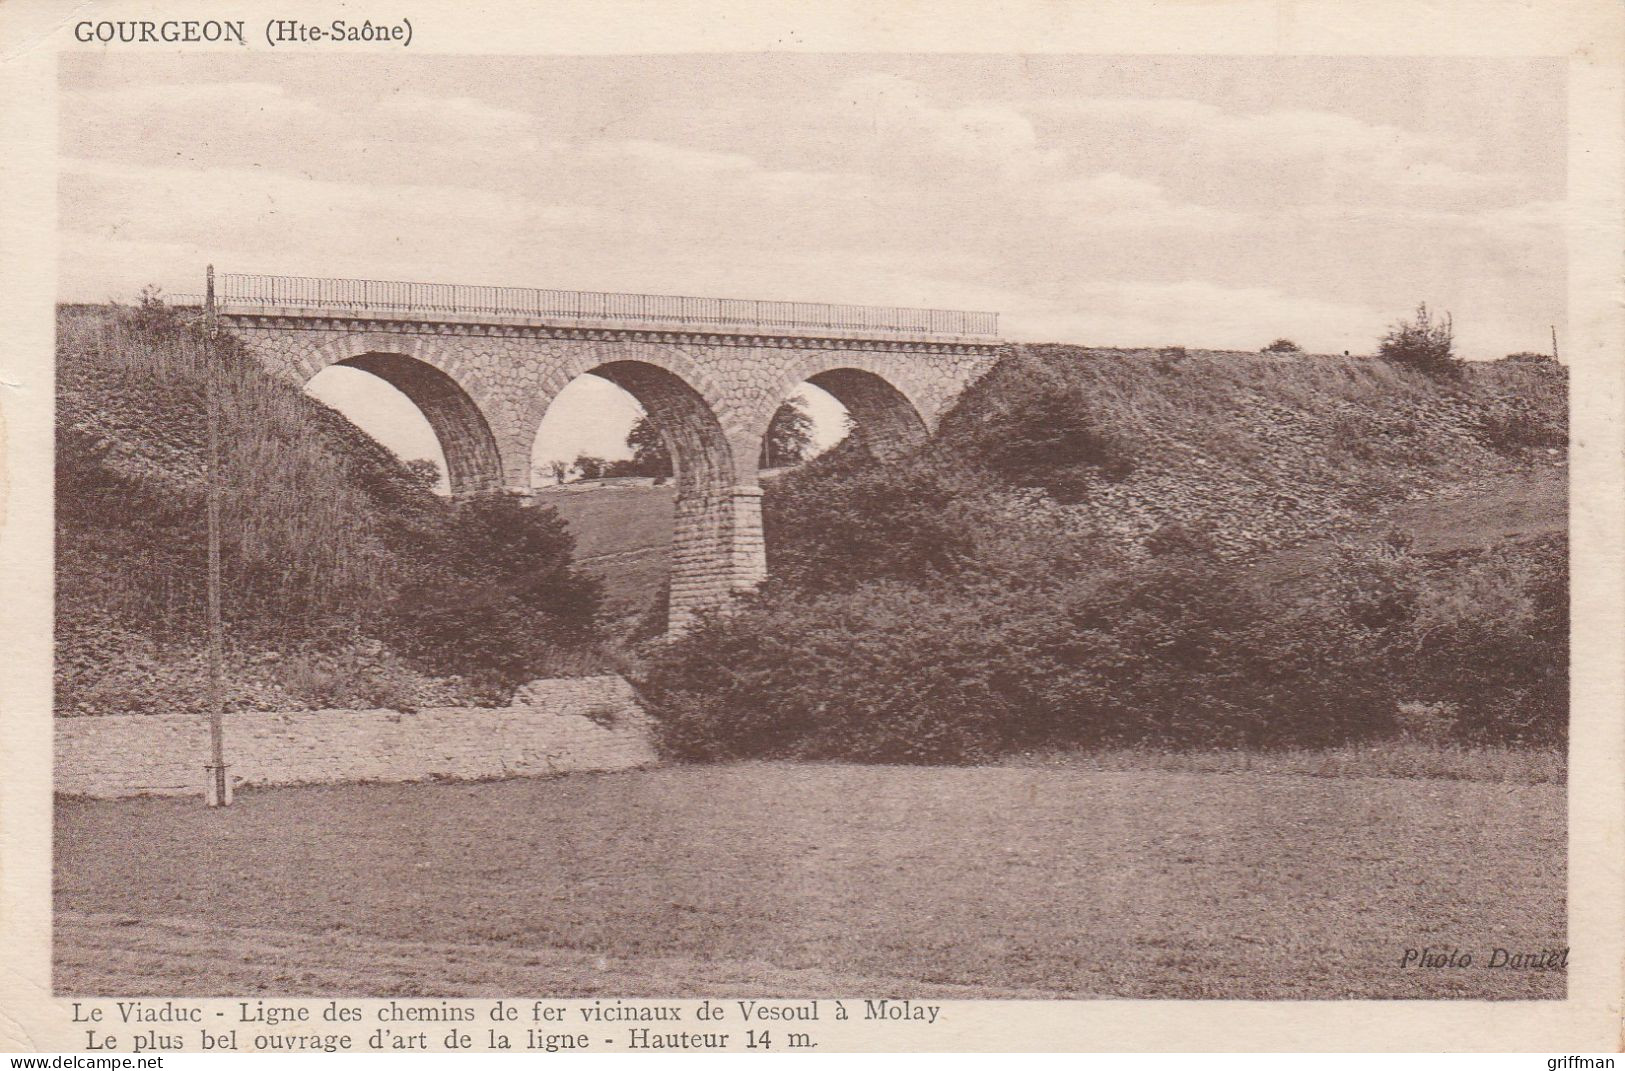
[55,675,656,799]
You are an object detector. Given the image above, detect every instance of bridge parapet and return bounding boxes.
[215,272,1001,345]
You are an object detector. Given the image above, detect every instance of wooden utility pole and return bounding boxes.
[1551,325,1559,362]
[203,266,231,807]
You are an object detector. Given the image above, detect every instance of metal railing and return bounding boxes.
[214,273,999,338]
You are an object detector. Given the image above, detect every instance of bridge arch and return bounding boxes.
[575,360,737,496]
[756,355,932,462]
[300,333,509,497]
[527,351,760,635]
[519,342,740,486]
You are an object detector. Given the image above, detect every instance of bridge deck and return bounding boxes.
[208,273,1000,343]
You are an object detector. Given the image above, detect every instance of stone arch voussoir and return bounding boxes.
[757,352,934,462]
[304,331,510,496]
[522,340,760,635]
[518,341,736,462]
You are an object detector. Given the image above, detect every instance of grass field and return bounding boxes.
[55,762,1564,999]
[1007,741,1564,784]
[534,480,674,617]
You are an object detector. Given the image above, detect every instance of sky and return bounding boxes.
[58,54,1566,481]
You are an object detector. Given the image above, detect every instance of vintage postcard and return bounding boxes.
[1,0,1621,1054]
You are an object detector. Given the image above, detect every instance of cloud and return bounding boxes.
[1007,278,1383,352]
[60,155,540,233]
[1043,96,1423,163]
[59,79,561,192]
[66,80,325,122]
[599,139,757,175]
[372,93,539,140]
[57,155,613,295]
[1033,95,1526,206]
[55,58,1565,360]
[822,76,1248,237]
[1280,198,1566,247]
[840,73,1062,180]
[1045,171,1246,232]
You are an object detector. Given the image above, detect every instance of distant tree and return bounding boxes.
[624,415,674,478]
[403,458,442,490]
[546,459,570,485]
[572,454,611,480]
[1261,338,1303,354]
[624,398,817,477]
[1500,351,1558,365]
[759,397,816,470]
[1379,303,1458,377]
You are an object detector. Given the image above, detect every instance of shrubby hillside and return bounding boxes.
[56,303,604,716]
[639,344,1567,762]
[59,304,1566,760]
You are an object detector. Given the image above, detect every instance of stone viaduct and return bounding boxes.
[217,273,1002,632]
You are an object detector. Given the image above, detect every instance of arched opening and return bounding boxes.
[529,373,670,630]
[757,382,851,476]
[755,367,926,589]
[792,367,927,462]
[304,352,503,497]
[529,374,648,486]
[530,360,747,635]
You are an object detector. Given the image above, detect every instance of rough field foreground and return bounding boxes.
[55,763,1564,999]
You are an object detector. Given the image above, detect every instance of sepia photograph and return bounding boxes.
[3,0,1622,1055]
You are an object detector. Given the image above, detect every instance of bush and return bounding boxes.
[404,458,442,490]
[639,459,1567,762]
[949,385,1132,502]
[623,415,673,478]
[386,493,602,685]
[632,344,1567,763]
[572,454,611,480]
[275,647,419,711]
[1261,338,1303,353]
[1474,397,1566,454]
[758,397,815,469]
[1379,303,1459,377]
[644,585,1036,763]
[763,442,989,592]
[1402,538,1567,744]
[641,529,1411,763]
[634,344,1567,763]
[1260,536,1567,746]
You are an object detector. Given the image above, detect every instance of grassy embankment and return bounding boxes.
[56,302,603,716]
[639,343,1567,762]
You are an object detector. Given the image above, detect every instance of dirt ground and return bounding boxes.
[55,762,1565,999]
